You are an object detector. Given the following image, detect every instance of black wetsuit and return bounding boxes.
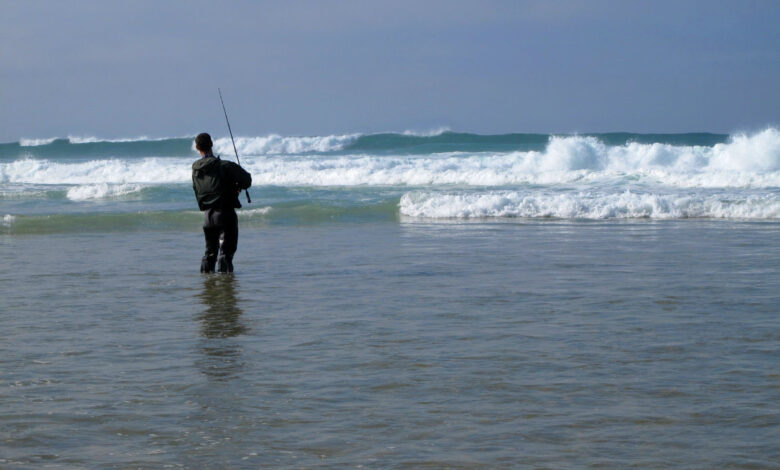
[193,154,252,273]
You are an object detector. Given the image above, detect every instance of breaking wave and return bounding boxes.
[237,206,273,217]
[402,127,451,137]
[66,135,179,144]
[4,129,736,159]
[0,158,189,185]
[66,183,145,201]
[2,128,779,223]
[211,134,360,156]
[19,137,58,147]
[399,190,780,220]
[1,128,778,189]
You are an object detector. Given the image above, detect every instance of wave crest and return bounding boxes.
[399,190,780,220]
[211,134,359,156]
[401,127,451,137]
[67,135,177,144]
[66,183,144,201]
[0,158,189,185]
[20,137,57,147]
[2,129,778,189]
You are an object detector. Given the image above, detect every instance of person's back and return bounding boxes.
[192,133,252,273]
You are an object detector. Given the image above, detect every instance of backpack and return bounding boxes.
[192,156,224,210]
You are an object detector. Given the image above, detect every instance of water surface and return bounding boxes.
[2,220,778,468]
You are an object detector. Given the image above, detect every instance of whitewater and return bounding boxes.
[1,128,779,230]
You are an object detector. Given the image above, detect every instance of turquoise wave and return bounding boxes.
[345,131,729,154]
[0,138,194,160]
[1,201,401,235]
[1,131,730,160]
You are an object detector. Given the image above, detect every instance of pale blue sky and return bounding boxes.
[1,0,778,141]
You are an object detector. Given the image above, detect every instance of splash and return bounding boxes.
[211,134,359,156]
[19,137,57,147]
[66,183,144,201]
[399,190,780,219]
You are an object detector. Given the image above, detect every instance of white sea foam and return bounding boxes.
[399,191,780,220]
[709,128,780,172]
[3,129,779,189]
[402,127,451,137]
[66,183,144,201]
[2,214,15,226]
[236,128,779,187]
[67,135,179,144]
[237,207,273,217]
[211,134,359,156]
[0,158,189,185]
[20,137,57,147]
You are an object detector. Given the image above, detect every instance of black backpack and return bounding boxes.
[192,156,224,210]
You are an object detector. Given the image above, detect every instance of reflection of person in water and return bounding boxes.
[196,276,247,380]
[197,275,247,338]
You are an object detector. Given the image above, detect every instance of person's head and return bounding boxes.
[195,133,213,155]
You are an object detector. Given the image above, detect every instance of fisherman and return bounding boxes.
[192,132,252,273]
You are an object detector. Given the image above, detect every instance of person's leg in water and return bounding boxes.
[218,210,239,273]
[201,209,222,273]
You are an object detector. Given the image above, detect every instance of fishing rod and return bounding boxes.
[218,88,251,203]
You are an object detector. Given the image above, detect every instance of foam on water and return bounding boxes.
[0,158,189,184]
[506,128,780,181]
[216,128,775,188]
[709,128,780,172]
[2,128,778,221]
[399,190,780,219]
[16,129,776,186]
[401,127,451,137]
[237,207,273,217]
[67,135,179,144]
[232,128,779,187]
[20,137,57,147]
[211,134,359,156]
[66,183,144,201]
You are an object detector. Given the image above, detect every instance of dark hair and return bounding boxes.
[195,133,213,152]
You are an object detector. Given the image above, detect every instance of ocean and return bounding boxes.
[1,130,779,468]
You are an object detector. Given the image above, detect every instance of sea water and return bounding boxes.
[1,130,778,467]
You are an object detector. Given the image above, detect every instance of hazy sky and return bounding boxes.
[1,0,778,141]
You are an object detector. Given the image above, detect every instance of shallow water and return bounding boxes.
[1,220,778,468]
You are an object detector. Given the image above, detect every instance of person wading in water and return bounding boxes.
[192,133,252,273]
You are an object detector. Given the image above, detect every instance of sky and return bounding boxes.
[1,0,778,142]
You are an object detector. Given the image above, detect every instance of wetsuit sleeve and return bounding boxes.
[222,161,252,190]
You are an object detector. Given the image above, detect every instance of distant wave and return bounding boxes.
[0,158,189,185]
[399,190,780,219]
[401,127,451,137]
[2,129,779,188]
[19,137,58,147]
[211,133,360,156]
[66,183,145,201]
[4,129,737,158]
[238,128,780,188]
[66,135,184,144]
